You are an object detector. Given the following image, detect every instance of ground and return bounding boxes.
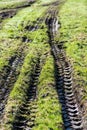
[0,0,87,129]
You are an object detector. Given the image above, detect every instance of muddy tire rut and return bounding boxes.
[0,47,25,123]
[53,45,83,130]
[46,12,83,129]
[12,59,41,130]
[0,9,16,21]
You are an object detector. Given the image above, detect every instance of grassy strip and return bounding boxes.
[1,43,50,130]
[0,0,55,11]
[33,55,63,130]
[0,0,34,10]
[59,0,87,115]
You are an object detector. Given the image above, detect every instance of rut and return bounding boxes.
[12,60,41,130]
[0,9,16,21]
[0,49,24,123]
[46,12,83,130]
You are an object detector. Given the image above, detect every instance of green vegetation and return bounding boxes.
[33,55,63,130]
[59,0,87,105]
[37,0,55,5]
[0,0,33,10]
[0,40,21,69]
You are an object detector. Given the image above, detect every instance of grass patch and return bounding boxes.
[0,0,34,10]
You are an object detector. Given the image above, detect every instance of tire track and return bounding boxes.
[53,45,83,130]
[0,47,25,123]
[0,9,16,21]
[12,59,41,130]
[46,12,83,130]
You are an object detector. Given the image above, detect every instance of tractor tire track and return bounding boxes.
[53,45,83,130]
[0,9,16,21]
[0,47,25,123]
[46,13,83,130]
[12,59,41,130]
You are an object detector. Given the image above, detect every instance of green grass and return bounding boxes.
[37,0,55,5]
[0,0,33,10]
[33,55,63,130]
[0,39,21,69]
[59,0,87,104]
[0,0,55,10]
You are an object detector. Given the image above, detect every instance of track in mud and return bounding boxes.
[12,59,41,130]
[0,9,16,21]
[0,48,25,123]
[46,13,83,130]
[53,45,83,130]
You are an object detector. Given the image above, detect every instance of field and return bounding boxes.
[0,0,87,129]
